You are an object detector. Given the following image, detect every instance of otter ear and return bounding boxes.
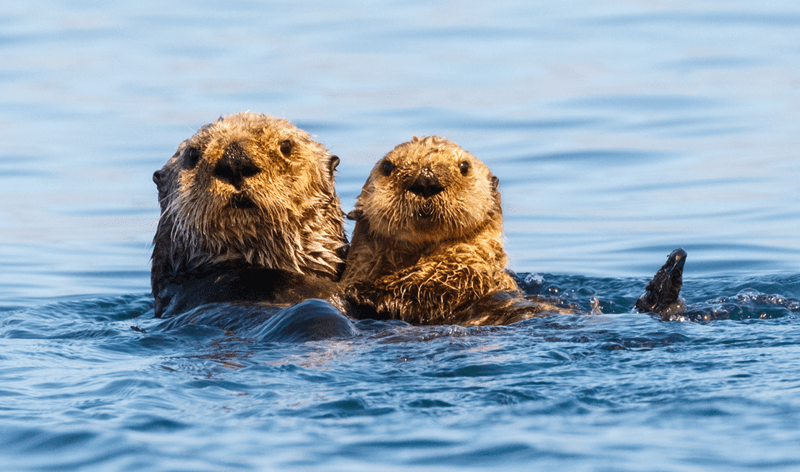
[329,155,340,177]
[489,174,503,216]
[346,209,363,221]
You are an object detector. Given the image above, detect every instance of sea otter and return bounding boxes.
[150,113,348,323]
[341,135,571,326]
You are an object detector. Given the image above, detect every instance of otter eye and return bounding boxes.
[379,159,395,176]
[279,140,293,156]
[459,160,470,175]
[184,147,201,169]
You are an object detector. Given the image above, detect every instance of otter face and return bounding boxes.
[152,112,344,277]
[355,136,500,245]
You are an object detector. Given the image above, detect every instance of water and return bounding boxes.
[2,0,800,470]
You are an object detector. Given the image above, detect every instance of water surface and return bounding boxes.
[1,1,800,470]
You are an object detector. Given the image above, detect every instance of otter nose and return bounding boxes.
[213,142,260,189]
[408,171,444,198]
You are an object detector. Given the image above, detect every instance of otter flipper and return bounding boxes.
[635,248,687,318]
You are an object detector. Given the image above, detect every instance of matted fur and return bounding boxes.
[151,113,346,316]
[342,136,532,326]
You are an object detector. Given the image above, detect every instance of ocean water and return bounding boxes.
[2,1,800,470]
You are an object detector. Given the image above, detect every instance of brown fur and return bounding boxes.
[151,113,346,317]
[342,136,569,326]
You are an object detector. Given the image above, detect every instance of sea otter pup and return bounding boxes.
[341,136,571,326]
[151,113,347,320]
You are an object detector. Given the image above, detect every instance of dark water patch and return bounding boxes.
[250,299,356,343]
[354,317,414,335]
[344,437,459,454]
[561,94,725,111]
[8,427,100,454]
[0,153,45,164]
[617,244,800,278]
[156,299,355,343]
[296,397,396,419]
[113,142,178,157]
[646,123,750,139]
[408,398,455,408]
[430,362,513,378]
[215,90,297,104]
[0,168,52,178]
[596,332,689,351]
[483,389,544,405]
[2,26,119,45]
[382,25,533,42]
[503,213,582,223]
[0,102,116,122]
[156,304,282,333]
[0,294,153,339]
[0,34,29,46]
[516,273,644,314]
[81,378,168,400]
[368,106,600,132]
[407,442,556,467]
[665,55,762,71]
[180,378,252,393]
[594,11,800,28]
[672,258,791,277]
[372,325,478,347]
[552,272,799,322]
[133,332,187,351]
[124,414,188,433]
[60,207,155,217]
[686,291,800,321]
[0,425,148,472]
[0,155,52,179]
[294,120,356,133]
[51,270,153,292]
[682,242,800,257]
[618,114,749,138]
[154,40,243,60]
[511,148,671,166]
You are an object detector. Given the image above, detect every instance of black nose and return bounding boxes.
[408,171,444,198]
[213,142,260,189]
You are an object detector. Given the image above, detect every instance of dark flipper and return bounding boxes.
[635,248,687,318]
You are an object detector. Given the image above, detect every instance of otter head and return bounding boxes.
[151,113,345,303]
[351,136,501,246]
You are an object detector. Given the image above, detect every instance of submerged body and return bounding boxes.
[150,113,350,332]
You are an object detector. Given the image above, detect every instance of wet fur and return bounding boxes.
[636,248,688,320]
[151,113,346,317]
[342,136,568,326]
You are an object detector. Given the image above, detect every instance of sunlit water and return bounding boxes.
[2,1,800,470]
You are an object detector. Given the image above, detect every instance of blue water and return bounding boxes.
[2,1,800,470]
